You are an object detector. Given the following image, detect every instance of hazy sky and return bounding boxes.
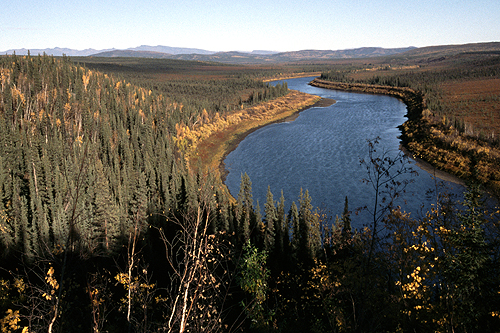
[1,0,499,52]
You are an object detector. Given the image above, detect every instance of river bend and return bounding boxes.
[224,77,464,227]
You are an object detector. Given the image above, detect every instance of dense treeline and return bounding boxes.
[0,54,499,332]
[134,78,289,123]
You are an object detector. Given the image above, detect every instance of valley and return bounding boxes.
[0,42,499,332]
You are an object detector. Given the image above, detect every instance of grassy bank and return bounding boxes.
[262,72,322,82]
[182,90,322,184]
[309,78,423,117]
[310,78,500,197]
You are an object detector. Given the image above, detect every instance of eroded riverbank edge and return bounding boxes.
[400,146,465,186]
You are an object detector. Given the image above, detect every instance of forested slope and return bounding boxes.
[0,54,189,257]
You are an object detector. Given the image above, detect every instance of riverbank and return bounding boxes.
[185,90,325,184]
[400,146,465,186]
[309,79,423,119]
[262,72,322,82]
[310,78,500,197]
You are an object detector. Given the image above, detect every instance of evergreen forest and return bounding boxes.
[0,53,499,333]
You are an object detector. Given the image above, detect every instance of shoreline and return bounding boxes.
[309,78,468,187]
[218,97,336,182]
[262,72,322,82]
[400,146,465,186]
[187,90,326,188]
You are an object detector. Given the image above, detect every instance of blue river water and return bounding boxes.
[224,77,465,229]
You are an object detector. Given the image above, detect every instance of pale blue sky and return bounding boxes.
[1,0,499,52]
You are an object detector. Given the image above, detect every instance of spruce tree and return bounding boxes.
[289,201,299,260]
[94,160,121,253]
[298,189,313,264]
[129,171,148,233]
[275,191,287,262]
[51,165,69,249]
[252,200,263,247]
[264,186,276,253]
[0,155,14,252]
[237,173,253,244]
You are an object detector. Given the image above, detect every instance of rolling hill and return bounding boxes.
[3,45,416,63]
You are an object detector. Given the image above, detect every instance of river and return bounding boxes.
[224,77,465,228]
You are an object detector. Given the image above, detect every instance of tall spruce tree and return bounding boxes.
[289,201,300,260]
[237,173,253,244]
[275,191,287,263]
[298,189,313,264]
[94,159,121,253]
[252,200,263,247]
[264,186,276,253]
[129,171,148,233]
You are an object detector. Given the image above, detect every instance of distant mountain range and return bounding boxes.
[0,47,112,57]
[393,41,500,58]
[1,45,417,63]
[127,45,215,55]
[0,45,216,57]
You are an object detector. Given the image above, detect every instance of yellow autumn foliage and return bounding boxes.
[45,267,59,292]
[0,309,20,333]
[177,90,321,175]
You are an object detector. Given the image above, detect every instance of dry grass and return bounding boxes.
[401,111,500,196]
[440,78,500,140]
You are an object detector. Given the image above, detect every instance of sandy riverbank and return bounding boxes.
[218,97,336,182]
[401,146,465,186]
[262,72,322,82]
[186,91,332,185]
